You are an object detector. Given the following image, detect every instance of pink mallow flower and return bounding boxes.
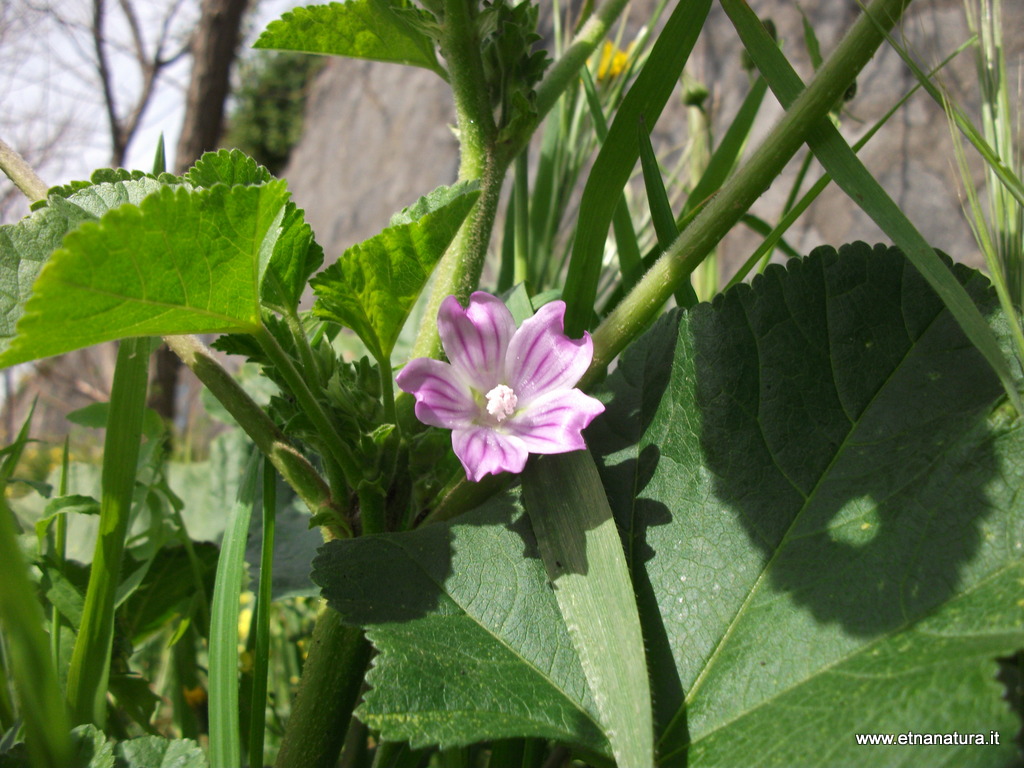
[396,292,605,482]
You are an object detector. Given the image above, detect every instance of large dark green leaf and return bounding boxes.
[589,242,1024,766]
[312,496,609,754]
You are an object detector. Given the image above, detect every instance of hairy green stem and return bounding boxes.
[274,607,371,768]
[409,0,632,361]
[0,136,48,202]
[411,0,507,360]
[443,0,495,180]
[411,154,508,361]
[162,334,350,536]
[582,0,913,387]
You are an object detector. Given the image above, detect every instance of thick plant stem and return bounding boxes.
[412,158,507,360]
[441,0,494,181]
[274,607,371,768]
[410,0,501,361]
[582,0,913,387]
[0,137,47,202]
[162,334,350,536]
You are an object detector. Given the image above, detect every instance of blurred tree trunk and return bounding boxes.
[149,0,250,425]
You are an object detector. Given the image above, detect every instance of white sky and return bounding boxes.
[0,0,303,221]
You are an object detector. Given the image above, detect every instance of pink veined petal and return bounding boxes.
[395,357,478,429]
[438,292,516,392]
[502,389,605,455]
[451,426,529,482]
[505,300,594,403]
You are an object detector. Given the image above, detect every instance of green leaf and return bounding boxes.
[114,736,207,768]
[164,147,325,313]
[588,243,1024,766]
[311,184,479,363]
[41,169,172,206]
[183,148,272,188]
[0,182,291,367]
[207,455,260,768]
[523,452,653,768]
[388,180,480,228]
[0,409,73,767]
[0,178,166,356]
[119,543,219,642]
[108,674,162,734]
[261,201,325,312]
[255,0,443,76]
[70,724,113,768]
[312,496,609,754]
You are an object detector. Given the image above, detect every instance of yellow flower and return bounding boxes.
[597,40,630,82]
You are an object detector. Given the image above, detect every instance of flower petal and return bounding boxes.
[395,357,477,429]
[506,300,594,402]
[438,292,516,392]
[452,426,529,481]
[502,389,605,454]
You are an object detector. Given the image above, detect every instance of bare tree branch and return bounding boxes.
[173,0,249,173]
[92,0,127,164]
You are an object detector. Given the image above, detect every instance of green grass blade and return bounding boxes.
[637,116,697,307]
[637,117,678,249]
[799,6,824,70]
[497,191,516,293]
[678,75,769,231]
[523,451,652,768]
[513,151,530,286]
[947,99,1024,368]
[725,42,969,288]
[65,336,151,727]
[208,452,261,768]
[870,11,1024,213]
[580,68,643,294]
[562,0,713,335]
[49,438,70,682]
[0,408,73,768]
[247,458,277,768]
[151,134,166,176]
[722,0,1022,412]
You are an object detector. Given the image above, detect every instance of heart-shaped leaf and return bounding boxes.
[589,242,1024,766]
